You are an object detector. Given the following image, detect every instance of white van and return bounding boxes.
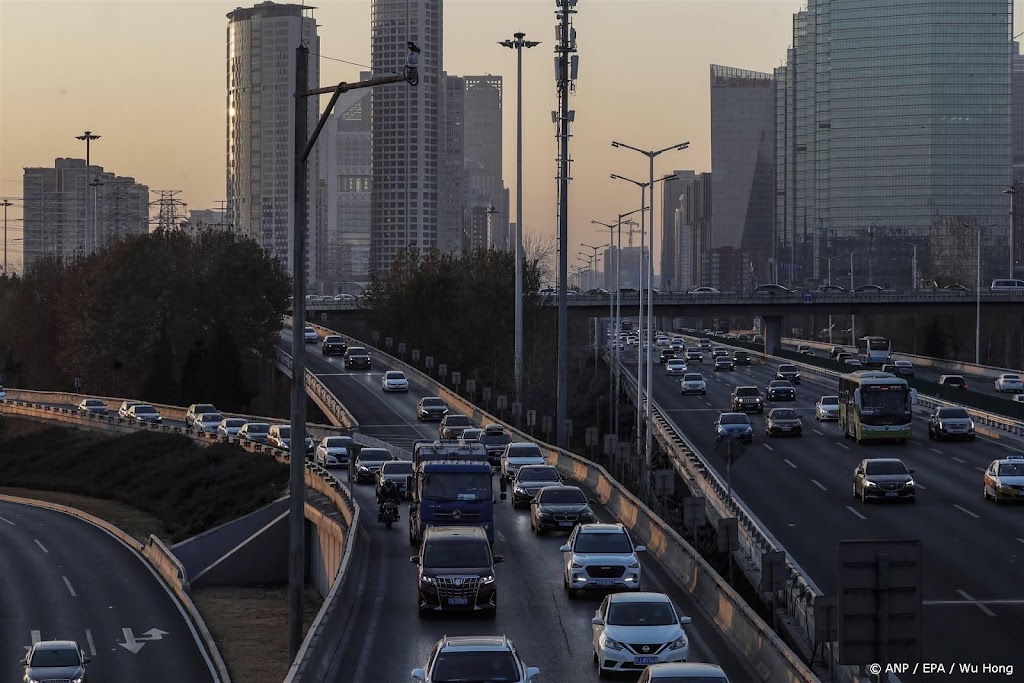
[990,279,1024,292]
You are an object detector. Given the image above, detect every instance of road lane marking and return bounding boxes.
[835,441,851,450]
[783,459,797,468]
[951,456,967,464]
[1018,538,1024,546]
[85,630,96,656]
[812,429,824,436]
[975,467,986,473]
[953,504,980,519]
[811,479,827,491]
[846,505,867,520]
[914,483,926,490]
[0,515,14,525]
[956,589,996,617]
[31,630,40,645]
[62,576,77,597]
[929,447,943,454]
[34,539,48,553]
[704,401,712,407]
[926,598,1024,606]
[763,444,774,451]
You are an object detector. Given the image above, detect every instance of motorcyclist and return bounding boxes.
[378,477,402,522]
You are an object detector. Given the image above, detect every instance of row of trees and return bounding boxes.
[0,229,291,410]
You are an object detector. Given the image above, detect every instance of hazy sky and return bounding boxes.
[7,0,1006,278]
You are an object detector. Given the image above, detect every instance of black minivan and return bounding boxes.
[411,526,503,617]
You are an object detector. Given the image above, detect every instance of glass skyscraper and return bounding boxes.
[775,0,1013,289]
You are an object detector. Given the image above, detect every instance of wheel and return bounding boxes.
[598,663,612,680]
[983,486,990,501]
[853,483,858,500]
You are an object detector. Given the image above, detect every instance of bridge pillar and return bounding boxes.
[762,315,783,356]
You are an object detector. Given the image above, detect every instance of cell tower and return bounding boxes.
[150,190,188,232]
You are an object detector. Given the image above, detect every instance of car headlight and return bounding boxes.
[359,466,369,473]
[419,575,435,584]
[580,511,594,519]
[513,486,526,494]
[539,512,553,519]
[602,636,626,651]
[865,480,879,488]
[571,560,584,569]
[668,635,688,650]
[906,480,915,487]
[627,559,641,569]
[481,574,495,584]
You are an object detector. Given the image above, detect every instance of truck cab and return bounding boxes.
[408,444,495,545]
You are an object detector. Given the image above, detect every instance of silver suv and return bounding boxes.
[560,523,645,598]
[412,635,540,683]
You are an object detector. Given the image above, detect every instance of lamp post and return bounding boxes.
[75,131,101,255]
[499,32,540,402]
[974,225,983,364]
[1,199,12,275]
[839,250,858,343]
[898,241,922,291]
[1004,187,1016,277]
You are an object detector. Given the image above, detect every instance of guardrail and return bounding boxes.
[286,319,819,682]
[272,346,358,429]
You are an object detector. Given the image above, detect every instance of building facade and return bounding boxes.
[185,209,229,232]
[22,158,149,271]
[775,0,1013,290]
[463,76,506,250]
[673,172,713,291]
[370,0,443,274]
[319,86,372,290]
[1013,41,1024,277]
[602,246,647,291]
[226,2,320,285]
[439,73,467,254]
[710,65,775,289]
[660,170,696,292]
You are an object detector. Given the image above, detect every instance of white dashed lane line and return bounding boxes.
[783,459,798,469]
[953,504,980,519]
[811,480,827,491]
[846,505,867,520]
[34,539,48,553]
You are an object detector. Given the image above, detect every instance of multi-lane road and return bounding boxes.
[621,341,1024,682]
[280,332,753,682]
[0,501,218,682]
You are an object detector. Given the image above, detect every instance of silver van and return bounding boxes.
[990,279,1024,292]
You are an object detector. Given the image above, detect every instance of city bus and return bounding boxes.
[856,336,892,366]
[838,370,917,444]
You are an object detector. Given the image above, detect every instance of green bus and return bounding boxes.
[838,370,918,444]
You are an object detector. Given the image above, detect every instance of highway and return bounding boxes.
[0,501,218,682]
[281,333,754,682]
[621,342,1024,682]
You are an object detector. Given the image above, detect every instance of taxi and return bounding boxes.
[982,454,1024,504]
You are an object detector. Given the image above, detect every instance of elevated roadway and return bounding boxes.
[621,344,1024,682]
[0,501,217,682]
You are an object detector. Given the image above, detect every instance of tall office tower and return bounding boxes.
[674,172,712,291]
[226,2,320,285]
[370,0,443,274]
[775,0,1012,289]
[439,73,467,254]
[22,158,149,272]
[602,246,646,290]
[1012,41,1024,277]
[660,170,696,291]
[710,65,775,292]
[320,85,373,290]
[464,76,506,249]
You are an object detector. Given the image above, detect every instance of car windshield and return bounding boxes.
[647,677,727,683]
[247,424,269,434]
[31,648,80,667]
[937,408,970,418]
[865,461,908,475]
[423,541,493,569]
[324,437,349,446]
[324,336,341,342]
[770,381,792,388]
[385,372,404,380]
[861,389,907,415]
[772,410,798,420]
[135,406,157,414]
[430,651,520,682]
[278,427,291,438]
[86,400,103,406]
[508,444,542,457]
[998,463,1024,476]
[575,531,633,554]
[349,349,369,357]
[421,472,491,501]
[444,415,472,426]
[735,387,759,396]
[668,360,684,366]
[422,398,445,407]
[201,413,222,422]
[1004,375,1021,381]
[943,376,965,385]
[517,468,560,483]
[606,601,676,626]
[820,396,839,406]
[381,462,413,475]
[720,414,749,426]
[779,366,796,372]
[359,449,391,463]
[683,374,703,381]
[304,327,316,334]
[481,434,512,446]
[461,430,483,440]
[540,488,587,504]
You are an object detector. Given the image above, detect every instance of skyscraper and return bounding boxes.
[439,73,467,254]
[660,170,695,291]
[22,158,149,271]
[226,2,320,284]
[775,0,1012,289]
[370,0,443,274]
[1012,41,1024,277]
[320,86,372,289]
[710,65,775,290]
[464,76,506,250]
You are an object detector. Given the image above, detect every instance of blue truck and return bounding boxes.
[408,441,495,545]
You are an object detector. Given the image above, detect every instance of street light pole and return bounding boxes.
[500,32,540,403]
[1004,186,1016,277]
[1,199,11,275]
[75,131,100,255]
[839,250,857,343]
[976,226,982,364]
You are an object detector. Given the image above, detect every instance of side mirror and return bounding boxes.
[409,556,420,564]
[20,658,27,666]
[592,616,605,626]
[559,543,571,552]
[588,498,595,504]
[493,555,505,564]
[84,656,92,664]
[530,498,539,505]
[909,468,915,474]
[411,668,427,681]
[634,545,646,553]
[525,667,541,681]
[679,616,692,625]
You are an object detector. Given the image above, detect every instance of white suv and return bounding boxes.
[412,635,540,683]
[679,373,707,396]
[561,523,645,598]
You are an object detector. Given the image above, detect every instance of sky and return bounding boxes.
[0,0,901,277]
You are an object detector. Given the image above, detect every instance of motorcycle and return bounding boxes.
[381,500,399,529]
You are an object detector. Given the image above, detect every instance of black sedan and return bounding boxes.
[416,396,448,420]
[529,485,595,534]
[853,458,916,503]
[510,465,562,508]
[766,380,796,401]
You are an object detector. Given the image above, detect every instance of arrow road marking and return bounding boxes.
[62,576,76,597]
[34,539,48,553]
[118,627,169,654]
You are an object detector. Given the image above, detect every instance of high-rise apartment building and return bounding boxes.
[710,65,775,290]
[319,86,372,289]
[775,0,1012,289]
[673,172,712,291]
[660,171,696,291]
[226,2,320,284]
[464,76,507,250]
[602,246,647,290]
[370,0,443,274]
[22,158,149,271]
[439,74,467,254]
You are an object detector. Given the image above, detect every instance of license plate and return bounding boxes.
[634,656,659,666]
[885,492,898,497]
[594,578,616,586]
[447,597,469,606]
[558,521,574,527]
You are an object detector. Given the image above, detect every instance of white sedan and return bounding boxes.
[994,373,1024,393]
[679,373,707,395]
[665,359,688,376]
[381,370,409,392]
[592,592,691,677]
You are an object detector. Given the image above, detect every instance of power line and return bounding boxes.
[308,51,401,77]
